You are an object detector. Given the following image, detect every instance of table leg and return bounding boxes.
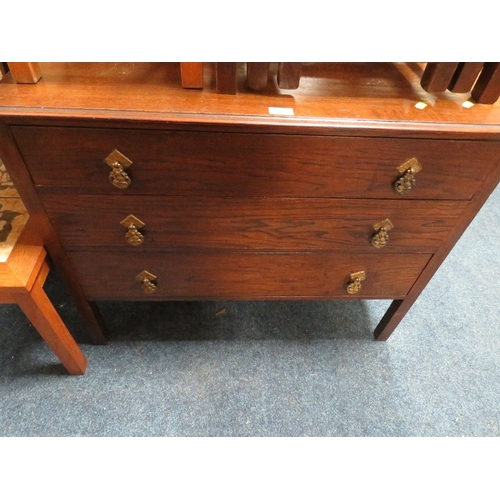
[373,299,408,341]
[16,262,88,375]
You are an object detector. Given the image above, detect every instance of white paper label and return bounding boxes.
[414,102,428,110]
[268,107,294,116]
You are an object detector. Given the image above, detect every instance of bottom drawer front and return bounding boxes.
[69,251,431,300]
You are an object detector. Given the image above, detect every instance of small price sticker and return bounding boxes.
[414,102,428,110]
[268,107,294,116]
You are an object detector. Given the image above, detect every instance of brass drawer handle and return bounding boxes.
[371,218,394,248]
[120,215,145,246]
[394,157,422,195]
[136,270,157,294]
[105,149,133,189]
[347,271,366,295]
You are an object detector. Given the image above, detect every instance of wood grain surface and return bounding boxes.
[180,63,203,89]
[277,63,302,89]
[7,62,42,83]
[471,62,500,104]
[448,63,484,93]
[40,195,466,253]
[0,123,108,344]
[1,63,500,133]
[247,63,270,90]
[421,63,460,92]
[68,250,431,300]
[0,218,45,291]
[13,126,498,200]
[1,62,499,342]
[15,261,88,375]
[216,63,237,94]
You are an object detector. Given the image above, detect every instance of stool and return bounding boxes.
[0,210,87,375]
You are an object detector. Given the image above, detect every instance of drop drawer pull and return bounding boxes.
[120,214,145,246]
[136,270,157,294]
[105,149,133,189]
[347,271,366,295]
[371,218,394,248]
[394,157,422,195]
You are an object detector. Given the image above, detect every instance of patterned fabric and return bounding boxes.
[0,159,28,261]
[0,160,19,198]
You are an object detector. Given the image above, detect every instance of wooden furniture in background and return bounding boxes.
[216,62,302,92]
[0,217,87,375]
[420,62,500,103]
[6,63,42,83]
[471,62,500,104]
[0,63,9,79]
[247,63,270,90]
[0,62,499,346]
[448,63,484,93]
[215,62,238,94]
[180,63,203,89]
[5,62,500,103]
[277,62,302,89]
[420,63,460,92]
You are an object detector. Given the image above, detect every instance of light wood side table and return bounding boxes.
[0,210,88,375]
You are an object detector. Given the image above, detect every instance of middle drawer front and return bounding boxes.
[68,251,432,300]
[40,195,465,253]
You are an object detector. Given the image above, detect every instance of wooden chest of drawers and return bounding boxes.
[1,63,500,344]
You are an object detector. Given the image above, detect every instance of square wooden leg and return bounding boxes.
[373,299,406,341]
[15,261,88,374]
[180,63,203,89]
[7,63,42,83]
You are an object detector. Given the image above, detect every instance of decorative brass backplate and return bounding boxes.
[120,214,145,245]
[396,157,422,175]
[105,149,133,189]
[136,270,157,294]
[372,218,394,248]
[105,149,133,169]
[394,157,422,195]
[347,271,366,295]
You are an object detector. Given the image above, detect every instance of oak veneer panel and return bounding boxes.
[68,251,431,300]
[13,127,498,200]
[40,195,465,253]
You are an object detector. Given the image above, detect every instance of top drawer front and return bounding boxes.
[13,126,499,200]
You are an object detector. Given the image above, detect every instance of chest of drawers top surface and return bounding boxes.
[1,62,500,135]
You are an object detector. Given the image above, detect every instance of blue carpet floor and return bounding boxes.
[1,185,499,437]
